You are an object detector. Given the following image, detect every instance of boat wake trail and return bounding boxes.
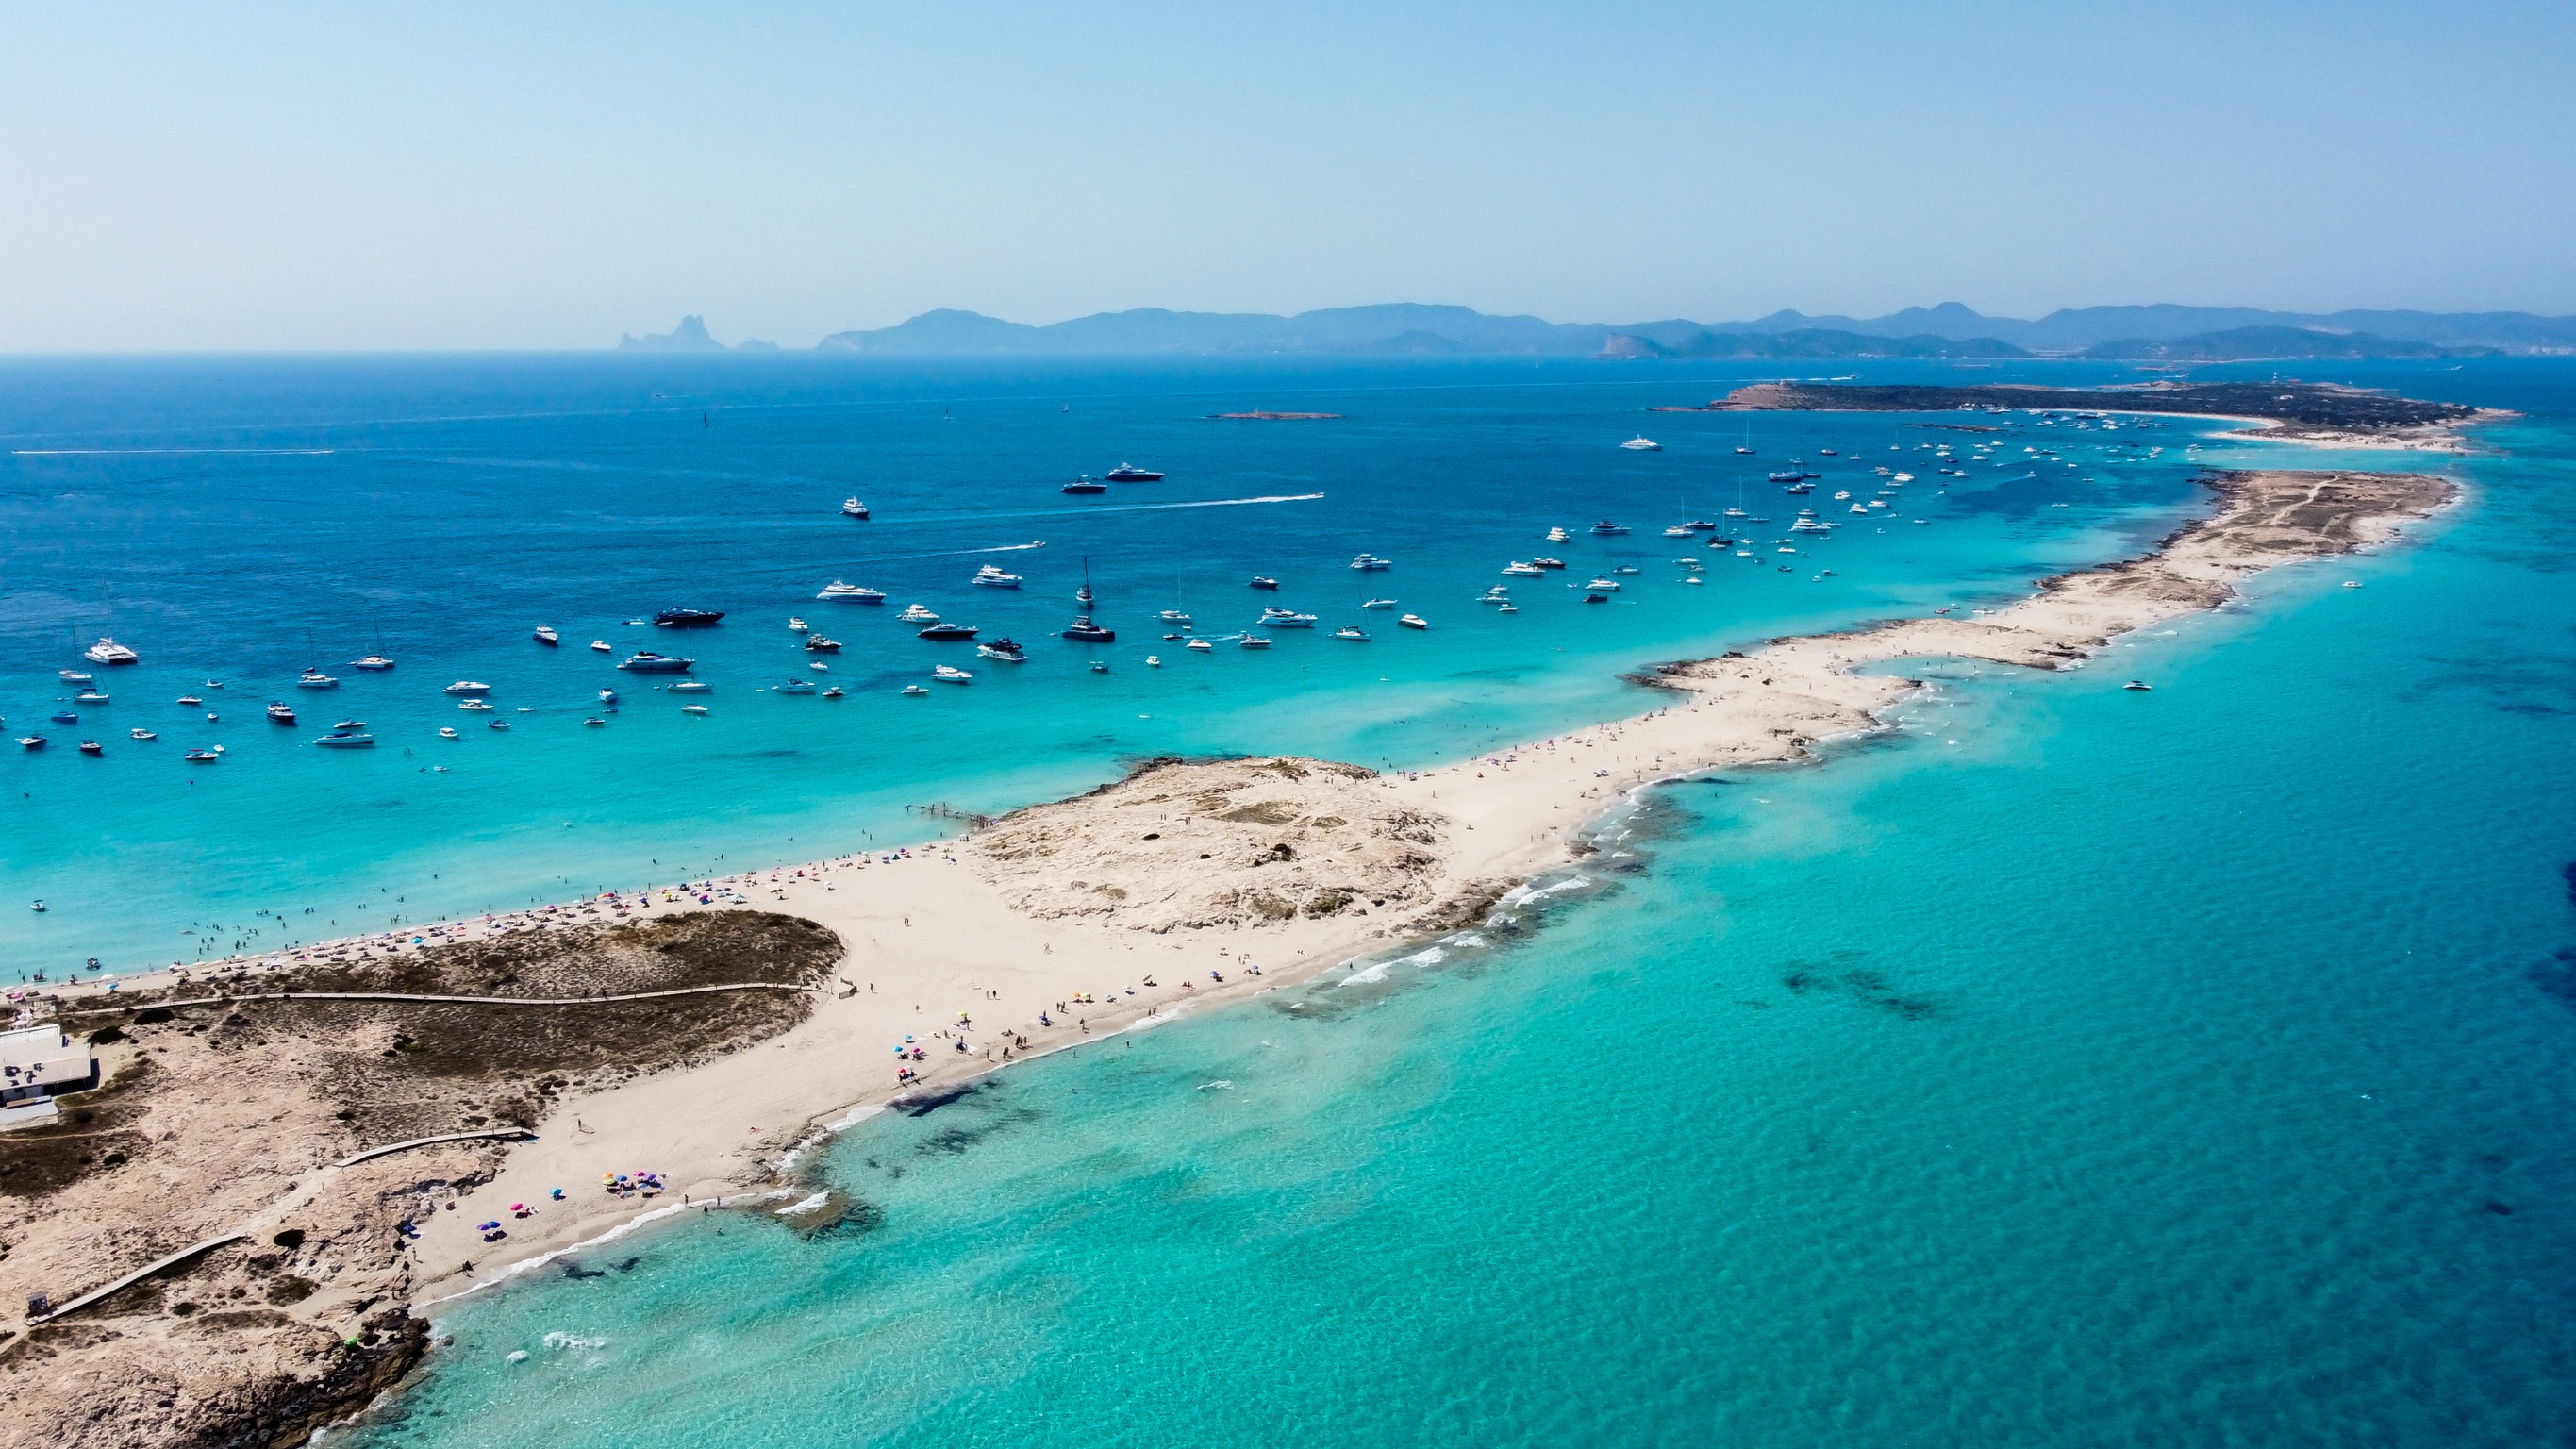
[11,447,338,457]
[893,492,1326,526]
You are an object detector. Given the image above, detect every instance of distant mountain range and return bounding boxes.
[618,302,2576,358]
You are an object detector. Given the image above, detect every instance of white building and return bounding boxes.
[1,1024,96,1131]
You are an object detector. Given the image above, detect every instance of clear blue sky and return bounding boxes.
[4,1,2571,349]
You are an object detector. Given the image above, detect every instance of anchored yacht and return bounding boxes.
[83,638,139,666]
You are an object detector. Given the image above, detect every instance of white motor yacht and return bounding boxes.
[1545,526,1571,543]
[817,581,885,603]
[1362,598,1398,609]
[897,604,940,625]
[972,565,1022,589]
[351,655,395,671]
[1349,553,1393,571]
[932,664,973,684]
[296,669,339,690]
[1502,561,1544,576]
[841,498,870,519]
[1620,436,1662,451]
[1333,626,1369,641]
[83,638,139,666]
[1398,614,1429,630]
[443,680,491,696]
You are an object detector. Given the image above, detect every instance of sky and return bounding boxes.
[3,1,2572,350]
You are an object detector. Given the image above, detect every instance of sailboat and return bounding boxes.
[1736,421,1755,455]
[1063,557,1114,642]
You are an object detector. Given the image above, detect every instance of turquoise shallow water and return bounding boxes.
[11,358,2574,1444]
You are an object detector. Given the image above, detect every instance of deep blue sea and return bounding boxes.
[8,356,2572,1445]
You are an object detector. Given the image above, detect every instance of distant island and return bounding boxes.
[615,302,2576,359]
[1709,379,2504,450]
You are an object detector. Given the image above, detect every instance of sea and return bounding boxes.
[4,354,2570,1445]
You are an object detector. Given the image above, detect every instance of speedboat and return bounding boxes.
[59,669,93,684]
[1820,447,1838,457]
[50,709,77,724]
[681,704,710,715]
[16,737,42,751]
[1499,602,1520,611]
[1612,565,1640,575]
[1146,655,1161,667]
[533,626,559,645]
[443,680,490,695]
[774,679,818,694]
[599,688,619,704]
[805,635,842,653]
[822,687,844,698]
[315,723,375,748]
[1333,626,1369,641]
[617,653,694,673]
[896,604,940,624]
[1362,597,1398,609]
[842,498,870,518]
[83,638,139,666]
[1159,609,1192,624]
[1089,660,1108,673]
[1683,520,1718,531]
[1545,527,1571,543]
[1061,475,1107,494]
[1784,481,1814,494]
[669,681,711,693]
[972,564,1022,589]
[2125,680,2152,691]
[1663,525,1696,538]
[1238,635,1271,649]
[1349,553,1392,571]
[489,719,511,730]
[1585,578,1620,591]
[932,665,973,684]
[1105,463,1164,482]
[919,621,979,641]
[1620,436,1662,451]
[1722,507,1747,518]
[1185,638,1213,652]
[296,669,339,690]
[265,702,296,724]
[902,684,929,696]
[1398,614,1429,629]
[351,655,395,671]
[1834,490,1852,500]
[183,747,217,761]
[1248,575,1280,591]
[1532,557,1566,570]
[654,608,724,627]
[818,581,885,603]
[129,727,157,741]
[1584,592,1608,604]
[1768,470,1805,484]
[457,698,493,711]
[78,740,102,755]
[1851,504,1870,514]
[977,639,1027,662]
[590,640,612,652]
[1502,561,1544,576]
[1589,521,1630,536]
[582,716,607,727]
[75,690,109,704]
[1259,608,1316,627]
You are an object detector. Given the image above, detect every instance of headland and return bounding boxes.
[1692,380,2507,451]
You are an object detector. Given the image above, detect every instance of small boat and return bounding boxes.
[443,680,490,695]
[817,581,884,603]
[590,640,612,652]
[2343,580,2363,590]
[1333,626,1369,641]
[896,604,940,624]
[1063,616,1115,642]
[1105,463,1164,482]
[1851,504,1870,514]
[1349,553,1392,571]
[1159,609,1192,624]
[75,690,109,704]
[1248,575,1280,591]
[1768,471,1804,484]
[972,564,1022,589]
[932,665,973,684]
[977,639,1027,662]
[1620,436,1662,451]
[1784,481,1814,494]
[681,704,710,715]
[533,626,559,646]
[1585,578,1620,591]
[582,717,607,727]
[58,670,93,685]
[1362,598,1398,609]
[83,638,140,666]
[1398,614,1428,630]
[1259,608,1317,627]
[809,660,830,671]
[1146,655,1161,667]
[1546,527,1571,543]
[822,687,844,698]
[296,669,339,690]
[805,635,843,653]
[266,702,296,724]
[902,684,929,696]
[315,723,375,748]
[1502,562,1544,576]
[774,679,818,694]
[183,747,218,761]
[129,727,157,741]
[1089,660,1108,673]
[1612,565,1640,575]
[351,655,396,671]
[617,653,694,673]
[1238,636,1271,649]
[1589,521,1630,536]
[204,679,224,689]
[458,699,493,711]
[2125,680,2152,691]
[1820,447,1838,457]
[1061,475,1108,494]
[1892,472,1914,483]
[841,498,871,519]
[1683,520,1718,531]
[16,737,42,750]
[1499,602,1520,611]
[50,709,77,724]
[1584,592,1608,604]
[1185,638,1214,652]
[653,608,725,628]
[1834,490,1851,500]
[1663,525,1696,538]
[1532,558,1566,570]
[489,719,511,730]
[78,741,102,755]
[670,681,712,693]
[439,726,461,739]
[919,622,980,641]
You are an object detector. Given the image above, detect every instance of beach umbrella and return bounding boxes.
[477,1221,500,1230]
